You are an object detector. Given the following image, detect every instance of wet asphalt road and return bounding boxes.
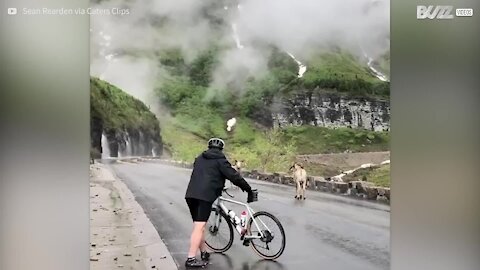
[109,161,390,270]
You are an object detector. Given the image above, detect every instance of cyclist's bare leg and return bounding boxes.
[200,232,207,252]
[188,222,206,258]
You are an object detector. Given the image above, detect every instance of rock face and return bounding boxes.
[93,125,162,159]
[97,129,162,158]
[271,90,390,131]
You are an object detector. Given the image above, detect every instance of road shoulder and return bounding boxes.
[90,163,178,270]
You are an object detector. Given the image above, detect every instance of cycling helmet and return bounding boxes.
[208,138,225,150]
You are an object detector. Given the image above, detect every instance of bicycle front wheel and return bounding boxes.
[205,208,234,253]
[247,211,286,260]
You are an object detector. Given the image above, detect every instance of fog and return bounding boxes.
[90,0,389,107]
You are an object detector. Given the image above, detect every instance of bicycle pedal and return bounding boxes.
[240,233,246,241]
[243,239,250,246]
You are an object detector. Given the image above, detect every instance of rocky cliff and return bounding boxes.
[90,77,162,158]
[271,90,390,131]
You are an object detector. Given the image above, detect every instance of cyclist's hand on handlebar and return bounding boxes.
[247,190,254,203]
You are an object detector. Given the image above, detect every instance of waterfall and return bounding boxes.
[125,134,132,156]
[360,48,389,82]
[286,52,308,78]
[227,5,307,78]
[138,131,146,156]
[366,56,388,82]
[118,132,133,157]
[229,1,244,50]
[101,133,111,158]
[231,23,244,49]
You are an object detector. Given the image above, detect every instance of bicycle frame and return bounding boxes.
[212,196,271,240]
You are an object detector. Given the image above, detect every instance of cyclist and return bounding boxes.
[184,138,254,268]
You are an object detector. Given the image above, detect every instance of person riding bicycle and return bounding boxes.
[184,138,255,268]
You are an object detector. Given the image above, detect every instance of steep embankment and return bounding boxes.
[90,77,162,158]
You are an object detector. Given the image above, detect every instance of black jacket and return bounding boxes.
[185,148,252,202]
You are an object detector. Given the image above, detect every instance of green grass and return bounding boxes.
[305,52,377,82]
[160,120,205,162]
[280,126,390,154]
[301,52,390,97]
[161,116,297,172]
[301,164,342,178]
[342,164,390,187]
[367,164,390,187]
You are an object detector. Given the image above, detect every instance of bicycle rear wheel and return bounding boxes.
[247,211,286,260]
[204,208,234,253]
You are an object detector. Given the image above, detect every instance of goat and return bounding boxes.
[229,160,245,189]
[232,160,244,172]
[290,163,308,200]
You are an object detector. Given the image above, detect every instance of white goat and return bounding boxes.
[230,160,245,189]
[290,163,308,200]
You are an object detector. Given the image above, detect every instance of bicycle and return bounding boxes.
[204,188,286,260]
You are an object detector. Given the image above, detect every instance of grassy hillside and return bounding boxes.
[90,77,162,156]
[91,77,161,136]
[301,52,390,97]
[161,117,296,173]
[155,47,390,176]
[281,126,389,154]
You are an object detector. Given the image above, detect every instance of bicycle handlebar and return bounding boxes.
[222,187,234,198]
[222,188,259,203]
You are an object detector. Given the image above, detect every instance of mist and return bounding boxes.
[90,0,389,108]
[234,0,389,58]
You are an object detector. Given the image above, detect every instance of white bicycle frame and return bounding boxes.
[212,194,271,240]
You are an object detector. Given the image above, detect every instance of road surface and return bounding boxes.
[108,161,390,270]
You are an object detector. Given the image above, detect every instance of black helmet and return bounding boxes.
[208,138,225,150]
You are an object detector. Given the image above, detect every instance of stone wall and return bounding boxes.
[241,170,390,204]
[270,90,390,131]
